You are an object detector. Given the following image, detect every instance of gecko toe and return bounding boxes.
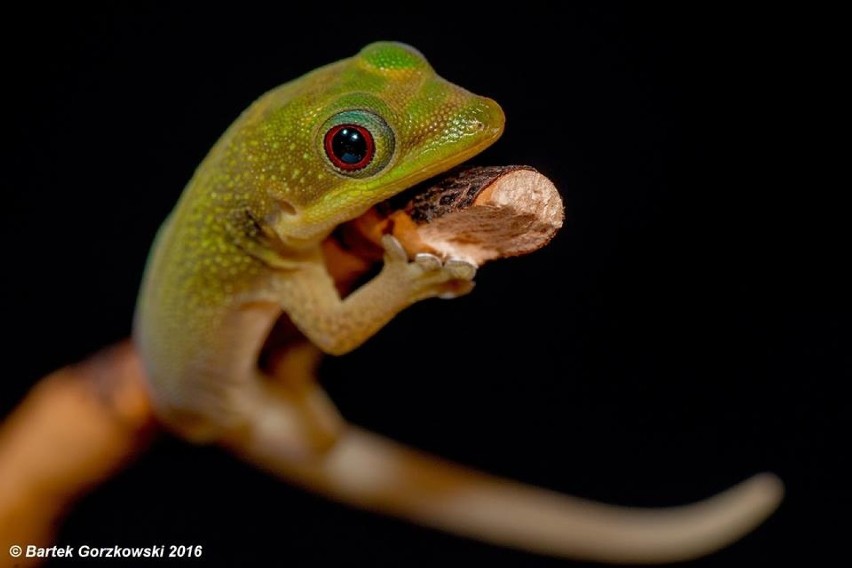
[438,280,476,299]
[445,259,477,280]
[414,253,442,271]
[381,235,409,262]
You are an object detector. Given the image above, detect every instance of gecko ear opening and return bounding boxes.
[276,199,297,216]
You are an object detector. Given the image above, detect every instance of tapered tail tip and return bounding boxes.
[744,471,785,516]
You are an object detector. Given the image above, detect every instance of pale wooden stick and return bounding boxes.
[0,341,157,567]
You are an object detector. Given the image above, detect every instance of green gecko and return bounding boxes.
[134,42,781,563]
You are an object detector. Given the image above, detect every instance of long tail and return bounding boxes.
[225,421,783,564]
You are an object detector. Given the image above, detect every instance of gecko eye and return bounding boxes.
[324,124,374,171]
[319,110,394,177]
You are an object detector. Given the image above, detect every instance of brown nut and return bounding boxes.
[345,166,564,266]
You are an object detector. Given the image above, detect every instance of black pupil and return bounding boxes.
[331,127,368,165]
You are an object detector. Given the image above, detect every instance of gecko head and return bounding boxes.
[239,42,505,246]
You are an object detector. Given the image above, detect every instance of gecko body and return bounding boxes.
[134,42,781,563]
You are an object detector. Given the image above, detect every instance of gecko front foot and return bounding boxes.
[381,235,476,301]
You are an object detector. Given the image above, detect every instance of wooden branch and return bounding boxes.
[0,341,157,567]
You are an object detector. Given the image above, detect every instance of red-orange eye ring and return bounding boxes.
[324,124,375,171]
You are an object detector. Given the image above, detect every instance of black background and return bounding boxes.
[2,3,845,567]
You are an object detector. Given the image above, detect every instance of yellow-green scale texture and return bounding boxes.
[135,42,504,414]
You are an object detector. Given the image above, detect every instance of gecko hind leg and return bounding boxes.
[265,340,344,452]
[223,340,345,461]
